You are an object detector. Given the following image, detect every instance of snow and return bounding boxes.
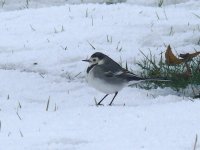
[0,0,200,150]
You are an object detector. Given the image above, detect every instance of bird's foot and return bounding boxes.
[94,98,104,106]
[96,103,104,106]
[108,103,113,106]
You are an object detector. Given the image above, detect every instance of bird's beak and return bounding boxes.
[82,59,91,62]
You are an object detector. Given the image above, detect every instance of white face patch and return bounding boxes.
[89,57,99,65]
[98,59,105,65]
[89,56,105,65]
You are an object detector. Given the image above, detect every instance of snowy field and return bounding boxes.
[0,0,200,150]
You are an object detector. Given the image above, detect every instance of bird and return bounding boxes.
[82,52,166,106]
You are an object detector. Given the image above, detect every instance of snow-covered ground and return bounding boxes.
[0,0,196,11]
[0,0,200,150]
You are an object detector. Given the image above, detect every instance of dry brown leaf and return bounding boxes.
[165,45,183,65]
[179,51,200,61]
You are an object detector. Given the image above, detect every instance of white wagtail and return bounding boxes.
[82,52,165,106]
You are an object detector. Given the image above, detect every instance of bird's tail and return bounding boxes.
[128,76,171,84]
[123,71,170,82]
[144,78,171,82]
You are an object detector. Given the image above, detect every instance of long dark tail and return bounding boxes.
[127,76,145,82]
[128,76,170,82]
[143,78,171,82]
[120,70,170,82]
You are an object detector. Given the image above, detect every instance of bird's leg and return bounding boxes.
[97,94,109,106]
[109,92,118,106]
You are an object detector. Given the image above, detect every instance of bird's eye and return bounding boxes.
[93,58,96,62]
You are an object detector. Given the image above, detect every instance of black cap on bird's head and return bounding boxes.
[82,52,106,65]
[91,52,105,60]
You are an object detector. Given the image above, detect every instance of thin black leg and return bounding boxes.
[97,94,109,105]
[109,92,118,106]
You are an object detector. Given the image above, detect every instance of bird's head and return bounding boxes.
[82,52,106,65]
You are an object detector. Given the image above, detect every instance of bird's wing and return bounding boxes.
[96,56,144,81]
[104,68,144,81]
